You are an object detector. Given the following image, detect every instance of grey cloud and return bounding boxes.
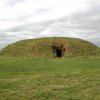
[0,33,17,48]
[5,20,55,33]
[35,9,52,15]
[5,0,25,6]
[16,8,51,22]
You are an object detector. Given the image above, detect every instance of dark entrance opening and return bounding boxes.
[56,49,62,57]
[52,43,66,58]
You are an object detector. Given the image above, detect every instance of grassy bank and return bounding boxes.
[0,37,99,58]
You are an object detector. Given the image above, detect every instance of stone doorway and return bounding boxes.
[52,42,66,57]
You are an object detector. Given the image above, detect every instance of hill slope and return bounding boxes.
[0,37,99,58]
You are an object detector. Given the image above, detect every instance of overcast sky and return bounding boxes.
[0,0,100,48]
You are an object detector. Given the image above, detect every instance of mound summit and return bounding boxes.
[0,37,99,58]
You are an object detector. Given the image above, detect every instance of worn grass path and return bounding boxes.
[0,56,100,100]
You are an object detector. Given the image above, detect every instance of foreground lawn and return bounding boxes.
[0,57,100,100]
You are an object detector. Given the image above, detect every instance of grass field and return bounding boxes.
[0,56,100,100]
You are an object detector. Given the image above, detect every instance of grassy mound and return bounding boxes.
[0,37,99,58]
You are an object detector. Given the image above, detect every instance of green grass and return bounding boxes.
[0,56,100,100]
